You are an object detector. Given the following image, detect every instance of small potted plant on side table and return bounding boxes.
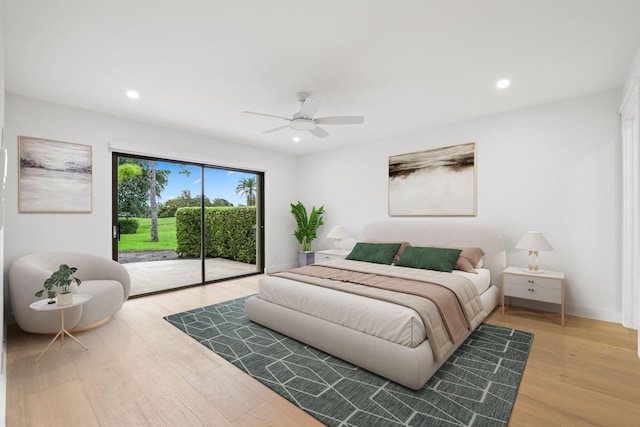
[46,290,57,304]
[34,264,82,306]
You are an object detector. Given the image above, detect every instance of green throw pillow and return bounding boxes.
[346,242,401,265]
[395,246,462,272]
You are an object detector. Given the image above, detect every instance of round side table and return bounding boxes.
[29,294,93,363]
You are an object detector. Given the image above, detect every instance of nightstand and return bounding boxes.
[502,266,565,326]
[315,249,350,262]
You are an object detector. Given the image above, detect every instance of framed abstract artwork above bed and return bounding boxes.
[388,142,476,216]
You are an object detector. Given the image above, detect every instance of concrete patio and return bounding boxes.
[123,258,258,296]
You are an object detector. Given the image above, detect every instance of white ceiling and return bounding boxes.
[4,0,640,155]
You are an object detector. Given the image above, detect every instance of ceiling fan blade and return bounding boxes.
[262,125,290,134]
[242,111,291,121]
[300,96,322,118]
[315,116,364,125]
[308,126,329,138]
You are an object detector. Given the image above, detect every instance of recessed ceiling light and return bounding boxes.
[126,90,140,99]
[292,136,301,143]
[496,79,511,89]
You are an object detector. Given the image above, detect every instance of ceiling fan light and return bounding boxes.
[496,79,511,89]
[290,118,316,131]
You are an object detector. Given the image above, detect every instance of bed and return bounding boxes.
[245,220,506,390]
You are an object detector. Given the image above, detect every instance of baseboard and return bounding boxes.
[265,262,297,274]
[508,298,622,324]
[1,322,6,427]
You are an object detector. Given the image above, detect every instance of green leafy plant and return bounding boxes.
[119,217,140,234]
[290,201,325,252]
[175,207,257,263]
[34,264,82,298]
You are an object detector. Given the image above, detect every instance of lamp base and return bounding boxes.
[526,251,544,274]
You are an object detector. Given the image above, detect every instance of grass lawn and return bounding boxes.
[119,217,177,251]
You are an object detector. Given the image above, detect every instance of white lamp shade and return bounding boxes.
[326,226,350,239]
[515,231,553,251]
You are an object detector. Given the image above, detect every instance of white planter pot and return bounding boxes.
[57,292,73,306]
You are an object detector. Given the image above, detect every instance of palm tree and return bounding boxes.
[235,177,257,206]
[148,161,159,242]
[117,157,170,218]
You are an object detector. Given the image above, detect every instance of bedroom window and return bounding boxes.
[111,153,264,296]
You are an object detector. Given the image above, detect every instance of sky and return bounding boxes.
[155,160,257,206]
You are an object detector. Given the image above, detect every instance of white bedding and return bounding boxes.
[258,267,493,348]
[452,268,491,294]
[259,275,425,347]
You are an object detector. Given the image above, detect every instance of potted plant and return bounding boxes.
[46,290,57,305]
[34,264,82,306]
[290,201,325,266]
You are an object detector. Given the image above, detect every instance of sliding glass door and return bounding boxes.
[202,166,262,282]
[112,153,264,296]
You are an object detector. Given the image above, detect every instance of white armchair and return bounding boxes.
[9,252,131,334]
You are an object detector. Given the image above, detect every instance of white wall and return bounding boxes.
[0,0,7,422]
[2,94,300,275]
[623,47,640,97]
[300,89,622,323]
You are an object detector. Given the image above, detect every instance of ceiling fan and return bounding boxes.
[242,92,364,138]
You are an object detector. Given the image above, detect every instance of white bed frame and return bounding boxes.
[245,220,506,390]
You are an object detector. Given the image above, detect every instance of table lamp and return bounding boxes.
[326,226,350,252]
[515,231,553,273]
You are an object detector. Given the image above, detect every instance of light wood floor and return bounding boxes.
[6,275,640,426]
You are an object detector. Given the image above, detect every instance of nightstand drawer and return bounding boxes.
[503,274,560,289]
[315,250,349,262]
[316,253,336,262]
[503,282,561,304]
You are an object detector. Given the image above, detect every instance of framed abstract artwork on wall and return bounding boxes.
[388,142,476,216]
[19,136,92,213]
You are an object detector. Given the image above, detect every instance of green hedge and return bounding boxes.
[175,206,256,264]
[119,217,140,234]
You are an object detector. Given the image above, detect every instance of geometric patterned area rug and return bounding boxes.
[164,296,533,427]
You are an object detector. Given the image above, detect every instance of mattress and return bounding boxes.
[451,268,491,294]
[257,268,493,349]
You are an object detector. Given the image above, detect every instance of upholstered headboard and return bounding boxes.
[361,221,506,286]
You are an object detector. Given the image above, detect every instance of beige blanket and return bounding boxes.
[273,259,486,362]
